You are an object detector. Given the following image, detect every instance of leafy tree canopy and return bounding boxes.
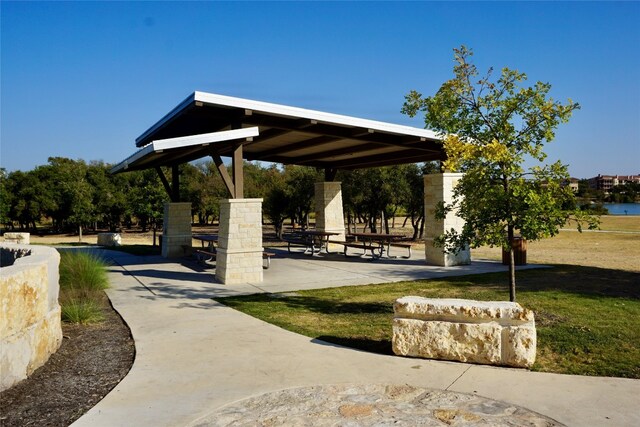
[403,46,597,301]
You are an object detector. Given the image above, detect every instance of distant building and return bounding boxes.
[562,178,580,193]
[588,174,640,191]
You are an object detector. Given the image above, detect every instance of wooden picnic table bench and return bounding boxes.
[281,230,339,255]
[331,232,410,259]
[194,249,275,269]
[327,240,382,257]
[388,242,412,258]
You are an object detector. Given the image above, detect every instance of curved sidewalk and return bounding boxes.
[72,250,640,426]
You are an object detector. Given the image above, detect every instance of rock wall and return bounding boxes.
[1,244,62,391]
[392,297,536,368]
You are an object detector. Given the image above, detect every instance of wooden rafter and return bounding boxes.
[209,147,235,198]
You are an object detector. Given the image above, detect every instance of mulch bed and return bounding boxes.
[0,293,135,427]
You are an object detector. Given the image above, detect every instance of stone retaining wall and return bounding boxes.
[1,244,62,391]
[392,297,536,368]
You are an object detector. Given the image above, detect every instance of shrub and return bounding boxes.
[58,251,109,324]
[59,252,109,292]
[61,298,104,324]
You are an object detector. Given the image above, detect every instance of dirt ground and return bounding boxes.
[0,294,135,427]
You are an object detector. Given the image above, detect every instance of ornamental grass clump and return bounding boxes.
[59,252,109,324]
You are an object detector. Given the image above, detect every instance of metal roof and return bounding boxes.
[119,91,444,171]
[110,128,260,174]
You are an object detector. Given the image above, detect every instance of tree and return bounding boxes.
[127,169,167,232]
[400,162,440,240]
[402,46,597,302]
[0,168,12,230]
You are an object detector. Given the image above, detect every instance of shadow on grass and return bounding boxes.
[513,264,640,299]
[221,293,393,316]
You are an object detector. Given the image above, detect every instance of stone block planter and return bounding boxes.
[392,297,536,368]
[97,232,122,247]
[2,232,30,245]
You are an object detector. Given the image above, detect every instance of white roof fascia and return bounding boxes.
[194,91,440,140]
[112,127,260,174]
[136,91,441,146]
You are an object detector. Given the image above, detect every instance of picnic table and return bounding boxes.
[193,234,218,250]
[335,232,410,259]
[192,234,274,268]
[192,234,218,261]
[281,230,339,255]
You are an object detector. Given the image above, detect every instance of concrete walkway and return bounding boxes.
[71,250,640,427]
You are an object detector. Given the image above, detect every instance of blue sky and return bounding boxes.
[1,1,638,178]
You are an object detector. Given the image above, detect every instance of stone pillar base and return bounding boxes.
[314,182,345,251]
[161,203,192,258]
[215,199,263,284]
[424,174,470,266]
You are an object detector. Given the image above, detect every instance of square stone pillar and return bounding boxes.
[216,198,263,284]
[162,202,192,258]
[314,182,345,251]
[424,173,470,266]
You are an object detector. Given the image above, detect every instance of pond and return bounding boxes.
[604,203,640,215]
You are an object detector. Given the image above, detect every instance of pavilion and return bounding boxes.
[112,92,470,284]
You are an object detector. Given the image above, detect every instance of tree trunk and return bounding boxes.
[508,224,516,302]
[79,225,83,243]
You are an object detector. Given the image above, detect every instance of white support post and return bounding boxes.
[423,173,471,266]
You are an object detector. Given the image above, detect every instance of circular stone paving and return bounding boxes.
[192,384,565,426]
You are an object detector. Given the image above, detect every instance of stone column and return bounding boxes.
[161,202,192,258]
[423,173,470,266]
[314,182,346,251]
[216,198,263,284]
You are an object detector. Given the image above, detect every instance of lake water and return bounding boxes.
[604,203,640,215]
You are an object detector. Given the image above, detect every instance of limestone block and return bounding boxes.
[423,174,470,266]
[0,263,48,339]
[3,233,30,245]
[97,232,122,247]
[392,297,536,368]
[315,182,346,250]
[1,245,62,391]
[216,199,264,284]
[392,319,502,364]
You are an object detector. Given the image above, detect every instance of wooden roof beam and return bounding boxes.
[253,135,341,157]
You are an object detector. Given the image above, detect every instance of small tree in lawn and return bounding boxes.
[402,46,597,302]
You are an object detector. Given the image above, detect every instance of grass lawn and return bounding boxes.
[217,265,640,378]
[216,216,640,379]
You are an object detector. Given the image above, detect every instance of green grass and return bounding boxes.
[61,298,105,324]
[215,265,640,378]
[59,252,109,292]
[58,252,109,324]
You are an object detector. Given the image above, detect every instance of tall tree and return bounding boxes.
[403,46,597,302]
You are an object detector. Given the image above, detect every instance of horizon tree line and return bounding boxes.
[0,157,437,241]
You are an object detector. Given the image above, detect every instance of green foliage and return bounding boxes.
[403,46,598,300]
[58,251,109,324]
[126,168,168,231]
[59,252,109,292]
[60,299,104,324]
